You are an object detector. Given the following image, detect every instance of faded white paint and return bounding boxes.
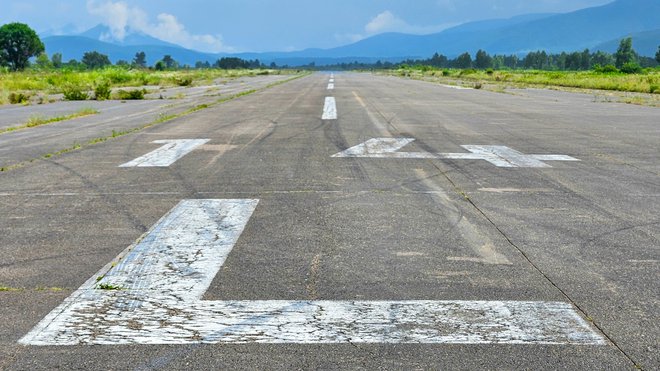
[440,84,473,90]
[329,78,335,83]
[333,138,580,168]
[119,139,210,167]
[322,97,337,120]
[22,199,603,346]
[327,83,335,90]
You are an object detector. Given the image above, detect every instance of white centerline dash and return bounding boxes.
[322,97,337,120]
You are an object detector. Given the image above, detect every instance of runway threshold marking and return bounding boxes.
[333,138,580,168]
[327,83,335,90]
[22,199,603,345]
[119,139,210,167]
[322,97,337,120]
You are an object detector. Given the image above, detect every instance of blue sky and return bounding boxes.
[1,0,613,52]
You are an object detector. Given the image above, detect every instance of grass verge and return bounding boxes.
[0,107,99,135]
[0,68,298,105]
[384,67,660,94]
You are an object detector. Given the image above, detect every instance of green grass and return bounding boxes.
[0,286,22,292]
[0,107,99,135]
[96,283,123,290]
[388,67,660,94]
[0,67,293,105]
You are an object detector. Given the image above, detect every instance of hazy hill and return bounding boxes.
[43,36,216,65]
[41,0,660,66]
[594,29,660,56]
[318,0,660,58]
[78,25,182,48]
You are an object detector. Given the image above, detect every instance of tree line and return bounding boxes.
[311,38,659,73]
[27,49,267,71]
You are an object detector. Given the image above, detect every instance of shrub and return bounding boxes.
[459,69,477,76]
[650,84,659,94]
[620,62,642,74]
[485,68,494,75]
[116,89,146,100]
[474,82,483,89]
[8,92,30,104]
[62,84,89,101]
[94,81,111,100]
[103,68,133,84]
[175,77,193,86]
[442,69,451,76]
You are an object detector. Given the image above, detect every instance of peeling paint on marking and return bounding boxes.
[333,138,581,168]
[119,139,210,167]
[327,83,335,90]
[21,199,603,346]
[322,97,337,120]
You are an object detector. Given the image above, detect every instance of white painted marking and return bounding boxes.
[329,78,335,83]
[440,84,473,90]
[322,97,337,120]
[333,138,580,168]
[22,199,603,346]
[119,139,210,167]
[327,83,335,90]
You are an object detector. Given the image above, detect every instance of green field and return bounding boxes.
[0,67,288,105]
[386,67,660,94]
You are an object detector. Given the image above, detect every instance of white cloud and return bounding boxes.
[365,11,409,34]
[86,0,231,53]
[336,10,453,44]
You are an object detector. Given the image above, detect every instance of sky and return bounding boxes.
[0,0,614,53]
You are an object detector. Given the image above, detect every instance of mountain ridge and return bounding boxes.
[41,0,660,66]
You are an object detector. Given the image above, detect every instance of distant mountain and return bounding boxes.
[316,0,660,58]
[41,0,660,66]
[440,13,556,35]
[78,25,182,49]
[43,36,216,65]
[594,29,660,56]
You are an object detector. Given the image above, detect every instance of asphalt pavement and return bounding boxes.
[0,72,658,369]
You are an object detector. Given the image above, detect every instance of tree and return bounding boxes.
[214,57,249,69]
[454,52,472,69]
[474,49,492,69]
[0,23,45,71]
[154,60,166,71]
[133,51,147,68]
[51,52,62,68]
[591,51,614,68]
[615,37,637,68]
[35,52,51,69]
[656,45,660,64]
[162,55,178,69]
[523,51,549,70]
[430,52,448,68]
[82,51,111,69]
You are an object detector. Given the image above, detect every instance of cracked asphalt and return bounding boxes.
[0,72,658,369]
